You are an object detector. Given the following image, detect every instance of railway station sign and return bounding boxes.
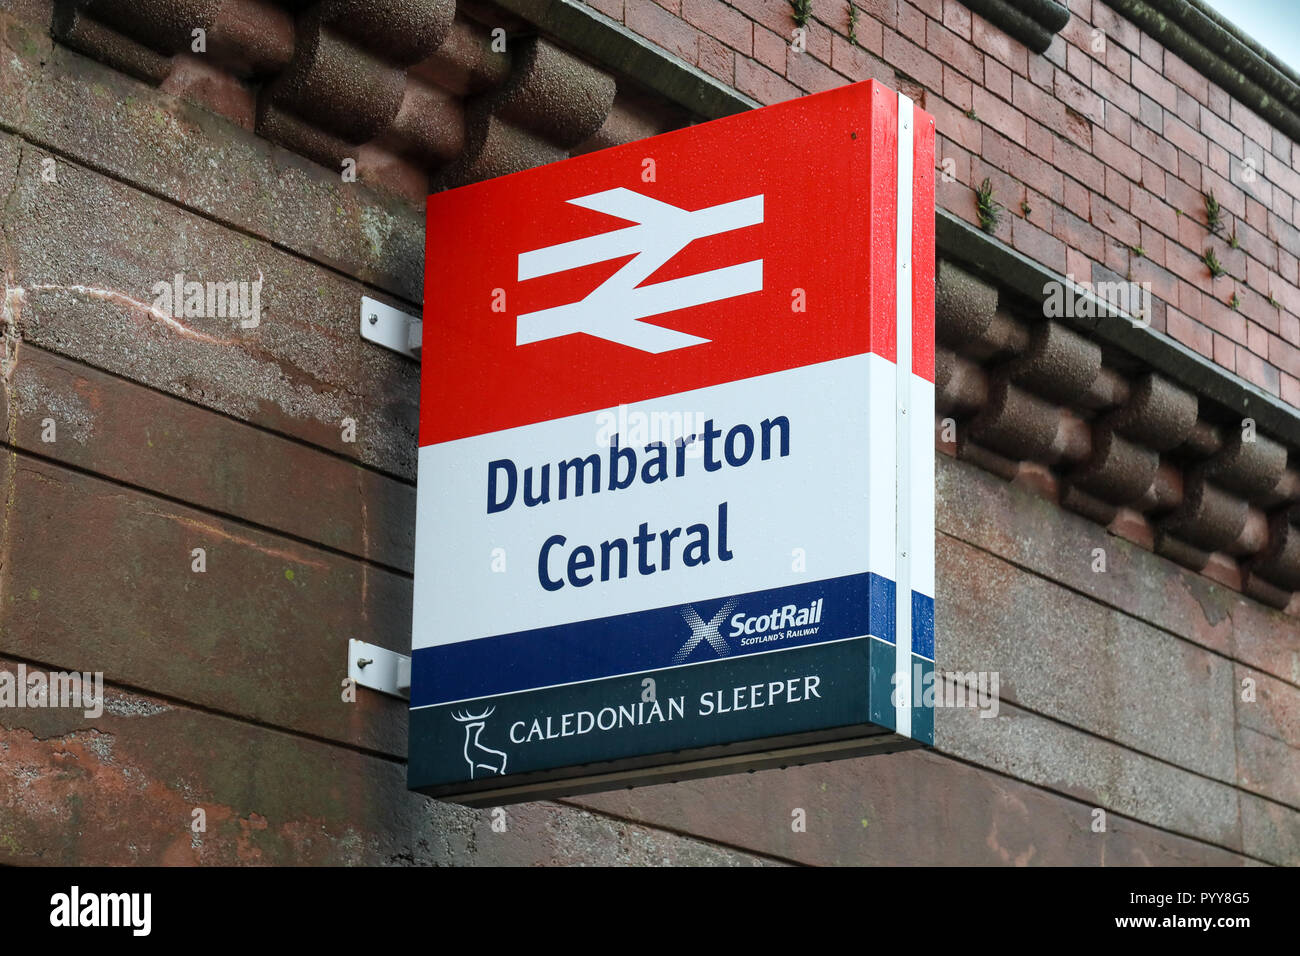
[410,80,936,804]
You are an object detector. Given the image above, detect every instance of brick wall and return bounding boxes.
[590,0,1300,406]
[0,0,1296,865]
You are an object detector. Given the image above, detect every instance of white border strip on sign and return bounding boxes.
[894,93,914,738]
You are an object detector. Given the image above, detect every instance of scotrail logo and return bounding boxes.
[451,706,508,779]
[674,596,825,662]
[731,598,823,647]
[673,598,738,663]
[516,187,764,353]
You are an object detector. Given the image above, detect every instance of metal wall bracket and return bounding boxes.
[360,296,422,361]
[348,639,411,699]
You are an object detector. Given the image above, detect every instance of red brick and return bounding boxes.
[1201,168,1244,218]
[1282,310,1300,346]
[1013,211,1068,273]
[1163,165,1200,210]
[1268,186,1294,223]
[754,26,788,72]
[944,64,973,111]
[1129,253,1181,304]
[857,0,898,30]
[1167,308,1214,358]
[1163,51,1208,104]
[1132,121,1179,171]
[1066,42,1091,84]
[734,57,799,104]
[983,128,1062,201]
[1137,92,1163,133]
[1022,186,1050,230]
[787,44,846,92]
[1091,63,1139,116]
[1241,285,1279,334]
[1012,73,1067,131]
[831,34,891,82]
[1054,133,1105,191]
[1131,185,1179,238]
[840,6,884,54]
[971,11,1027,75]
[1093,126,1142,181]
[1132,58,1176,110]
[935,133,972,186]
[1092,3,1141,53]
[883,27,943,91]
[1025,118,1053,165]
[895,0,923,32]
[971,86,1025,142]
[1044,32,1067,69]
[942,0,972,39]
[1214,333,1236,370]
[928,94,981,152]
[697,34,735,83]
[1138,31,1162,69]
[1066,247,1091,282]
[1246,198,1269,237]
[1207,141,1231,178]
[1056,205,1105,261]
[984,57,1011,101]
[1198,105,1243,158]
[1206,81,1229,118]
[971,156,1026,218]
[1055,68,1104,124]
[1279,248,1299,287]
[1090,193,1141,247]
[726,0,792,35]
[1138,223,1166,267]
[626,0,699,63]
[925,20,982,78]
[682,0,751,53]
[1104,166,1129,206]
[1139,157,1165,198]
[1105,41,1130,82]
[1230,98,1273,151]
[1283,373,1300,406]
[1104,106,1132,144]
[1064,176,1090,216]
[586,0,625,18]
[938,178,979,226]
[1236,345,1281,395]
[1173,87,1199,126]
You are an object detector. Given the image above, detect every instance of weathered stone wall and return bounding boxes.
[0,0,1296,864]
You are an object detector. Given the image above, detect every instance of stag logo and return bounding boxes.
[451,706,508,778]
[516,187,764,353]
[672,598,738,664]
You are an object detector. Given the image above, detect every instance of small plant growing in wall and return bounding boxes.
[1203,246,1225,278]
[965,107,978,120]
[1204,190,1224,236]
[1268,292,1281,309]
[790,0,812,27]
[975,177,1001,234]
[1020,200,1032,217]
[1229,291,1240,310]
[1129,244,1146,258]
[848,3,860,46]
[1227,224,1240,250]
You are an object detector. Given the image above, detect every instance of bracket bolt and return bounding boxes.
[367,314,378,326]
